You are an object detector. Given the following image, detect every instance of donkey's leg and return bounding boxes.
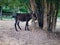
[17,21,21,30]
[25,21,29,31]
[15,20,18,31]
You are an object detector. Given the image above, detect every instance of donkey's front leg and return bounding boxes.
[14,19,18,31]
[15,22,18,31]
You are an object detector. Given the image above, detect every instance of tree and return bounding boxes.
[30,0,59,32]
[0,0,30,20]
[30,0,37,28]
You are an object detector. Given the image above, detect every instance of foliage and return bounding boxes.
[0,0,30,13]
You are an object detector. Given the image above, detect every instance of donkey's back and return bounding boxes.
[13,13,32,21]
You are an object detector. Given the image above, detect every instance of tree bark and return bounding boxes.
[52,2,59,32]
[43,0,48,31]
[35,0,44,28]
[47,1,59,32]
[30,0,36,13]
[30,0,37,28]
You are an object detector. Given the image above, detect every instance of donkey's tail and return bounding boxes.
[12,13,17,18]
[12,15,16,18]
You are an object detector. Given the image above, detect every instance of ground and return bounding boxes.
[0,20,60,45]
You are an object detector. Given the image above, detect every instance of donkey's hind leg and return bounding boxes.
[15,21,18,31]
[17,21,21,30]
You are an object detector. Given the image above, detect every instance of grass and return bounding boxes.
[0,16,14,21]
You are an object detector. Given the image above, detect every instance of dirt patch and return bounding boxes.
[0,20,60,45]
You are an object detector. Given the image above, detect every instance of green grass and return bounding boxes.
[0,16,14,21]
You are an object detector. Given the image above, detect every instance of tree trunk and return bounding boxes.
[30,0,36,13]
[52,2,59,32]
[47,1,59,32]
[47,2,54,32]
[51,3,56,32]
[35,0,44,28]
[30,0,37,28]
[47,3,50,31]
[43,0,48,31]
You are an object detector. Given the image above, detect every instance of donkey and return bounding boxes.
[12,13,36,31]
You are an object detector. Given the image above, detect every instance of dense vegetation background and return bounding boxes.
[0,0,60,17]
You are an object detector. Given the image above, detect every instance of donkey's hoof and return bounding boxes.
[16,30,18,32]
[27,29,30,31]
[25,29,30,31]
[20,28,21,30]
[25,28,30,31]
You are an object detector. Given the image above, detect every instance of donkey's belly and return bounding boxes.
[20,19,26,21]
[19,18,31,22]
[19,17,26,21]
